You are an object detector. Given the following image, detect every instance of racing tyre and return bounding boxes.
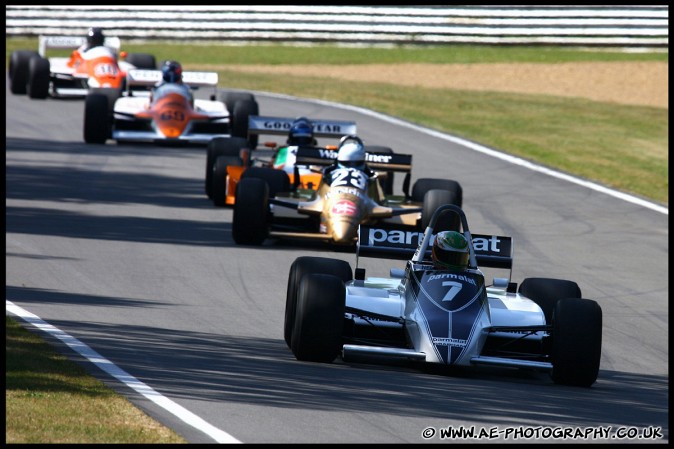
[411,178,463,208]
[125,53,157,69]
[231,99,260,148]
[27,56,50,99]
[83,93,111,144]
[9,50,39,94]
[291,273,346,363]
[232,177,269,245]
[551,298,602,387]
[211,155,243,207]
[421,189,461,232]
[240,167,290,198]
[518,278,581,324]
[284,257,352,348]
[222,91,256,115]
[205,137,249,198]
[365,145,395,195]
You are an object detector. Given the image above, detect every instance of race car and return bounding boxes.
[284,204,603,387]
[205,115,359,206]
[8,35,156,99]
[231,135,463,246]
[83,69,258,145]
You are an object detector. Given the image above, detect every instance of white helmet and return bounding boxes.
[337,135,366,169]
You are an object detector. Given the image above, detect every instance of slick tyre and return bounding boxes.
[291,274,346,363]
[240,167,290,198]
[231,99,260,148]
[411,178,463,208]
[125,53,157,69]
[211,155,243,207]
[551,298,602,387]
[284,257,352,348]
[83,93,111,144]
[27,56,50,99]
[232,177,269,245]
[205,137,249,198]
[9,50,39,95]
[518,278,581,324]
[421,189,461,231]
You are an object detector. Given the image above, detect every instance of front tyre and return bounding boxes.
[551,298,602,387]
[284,257,352,348]
[27,56,50,99]
[232,177,269,245]
[290,273,346,363]
[83,93,111,144]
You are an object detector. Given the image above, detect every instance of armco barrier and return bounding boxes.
[5,5,668,48]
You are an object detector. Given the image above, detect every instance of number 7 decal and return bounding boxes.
[442,281,462,302]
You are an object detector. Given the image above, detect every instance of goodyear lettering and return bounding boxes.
[314,124,342,133]
[263,120,292,130]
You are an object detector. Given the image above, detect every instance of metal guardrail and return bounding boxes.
[5,5,669,48]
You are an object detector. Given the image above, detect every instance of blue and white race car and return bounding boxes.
[284,204,603,387]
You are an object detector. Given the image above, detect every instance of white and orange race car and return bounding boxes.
[8,35,156,99]
[83,69,258,145]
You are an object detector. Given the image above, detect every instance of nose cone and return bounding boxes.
[331,220,358,244]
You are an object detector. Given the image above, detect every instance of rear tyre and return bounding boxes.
[27,56,50,99]
[205,137,249,198]
[551,298,602,387]
[211,155,243,207]
[290,273,346,363]
[231,99,259,148]
[284,257,352,348]
[421,189,460,231]
[83,93,110,144]
[232,177,269,245]
[125,53,157,69]
[518,278,581,324]
[9,50,39,94]
[411,178,463,208]
[240,167,290,198]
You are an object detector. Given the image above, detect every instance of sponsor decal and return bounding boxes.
[332,199,358,216]
[366,154,393,163]
[431,336,467,347]
[428,272,478,286]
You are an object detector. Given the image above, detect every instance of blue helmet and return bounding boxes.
[162,60,183,83]
[287,117,314,146]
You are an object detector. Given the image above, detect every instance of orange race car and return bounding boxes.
[8,34,156,99]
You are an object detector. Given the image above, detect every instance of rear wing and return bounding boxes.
[247,115,357,139]
[125,69,219,88]
[357,225,513,269]
[294,147,414,173]
[39,35,121,56]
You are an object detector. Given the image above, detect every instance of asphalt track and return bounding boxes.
[6,80,669,444]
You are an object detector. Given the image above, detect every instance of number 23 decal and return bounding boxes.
[331,168,368,190]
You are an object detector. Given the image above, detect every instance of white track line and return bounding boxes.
[6,300,242,444]
[260,91,668,216]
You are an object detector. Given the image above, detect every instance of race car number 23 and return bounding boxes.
[331,168,368,190]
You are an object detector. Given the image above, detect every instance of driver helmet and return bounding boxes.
[337,135,366,170]
[432,231,469,270]
[162,60,183,84]
[287,117,315,146]
[87,27,105,49]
